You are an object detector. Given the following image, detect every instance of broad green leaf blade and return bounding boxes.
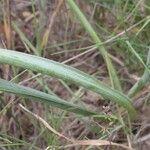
[66,0,122,91]
[0,78,96,117]
[0,49,136,116]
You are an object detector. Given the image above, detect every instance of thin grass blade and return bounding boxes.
[126,41,149,71]
[128,47,150,97]
[66,0,122,91]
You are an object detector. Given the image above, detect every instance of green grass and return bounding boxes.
[0,0,150,149]
[66,0,122,91]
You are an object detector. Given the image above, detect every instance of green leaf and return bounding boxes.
[0,49,136,116]
[0,78,98,117]
[0,78,117,121]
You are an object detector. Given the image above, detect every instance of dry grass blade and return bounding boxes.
[68,140,135,150]
[19,104,71,142]
[41,0,64,49]
[2,0,12,48]
[19,104,134,150]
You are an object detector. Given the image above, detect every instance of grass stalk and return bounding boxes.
[66,0,122,91]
